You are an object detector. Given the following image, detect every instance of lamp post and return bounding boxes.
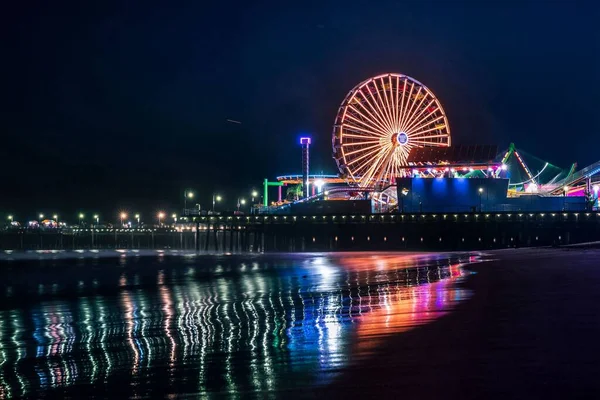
[478,188,484,212]
[53,214,58,228]
[79,213,84,227]
[212,194,222,212]
[39,213,44,221]
[158,212,165,227]
[93,214,99,226]
[251,191,258,214]
[184,190,194,214]
[172,213,177,224]
[400,188,409,213]
[237,198,246,212]
[135,214,140,226]
[120,212,127,227]
[7,215,13,223]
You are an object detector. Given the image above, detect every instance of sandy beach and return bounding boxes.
[315,247,600,398]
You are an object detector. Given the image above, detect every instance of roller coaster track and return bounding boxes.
[546,160,600,195]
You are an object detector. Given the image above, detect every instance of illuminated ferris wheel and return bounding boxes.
[333,73,451,187]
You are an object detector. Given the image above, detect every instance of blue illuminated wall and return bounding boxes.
[396,178,586,212]
[397,178,508,213]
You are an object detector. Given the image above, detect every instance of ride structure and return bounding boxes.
[499,142,600,207]
[332,73,451,187]
[300,137,311,198]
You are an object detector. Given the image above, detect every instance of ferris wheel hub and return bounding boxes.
[396,132,409,146]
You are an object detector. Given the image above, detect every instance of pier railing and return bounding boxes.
[1,211,599,252]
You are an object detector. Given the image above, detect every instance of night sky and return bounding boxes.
[3,0,598,220]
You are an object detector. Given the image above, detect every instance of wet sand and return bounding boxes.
[314,247,600,399]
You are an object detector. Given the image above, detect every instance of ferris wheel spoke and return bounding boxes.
[410,140,449,147]
[385,154,396,181]
[397,81,415,133]
[410,134,449,141]
[403,110,442,137]
[393,76,401,131]
[396,78,409,133]
[383,150,399,182]
[342,141,380,147]
[397,144,410,161]
[362,146,394,184]
[362,85,396,133]
[405,115,445,136]
[401,99,436,133]
[390,150,404,178]
[349,101,393,135]
[408,122,447,138]
[344,111,389,136]
[388,75,399,132]
[377,77,397,133]
[343,142,383,157]
[399,87,427,133]
[352,146,391,175]
[399,88,426,132]
[370,79,395,131]
[343,121,387,138]
[346,144,388,168]
[352,145,391,177]
[355,88,393,133]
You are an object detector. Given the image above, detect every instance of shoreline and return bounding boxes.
[2,242,599,262]
[0,248,459,262]
[309,246,600,398]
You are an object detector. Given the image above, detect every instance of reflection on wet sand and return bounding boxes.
[354,263,466,355]
[0,252,476,398]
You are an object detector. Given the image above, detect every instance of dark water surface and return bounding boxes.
[0,252,478,398]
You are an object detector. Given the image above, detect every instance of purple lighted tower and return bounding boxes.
[300,137,311,198]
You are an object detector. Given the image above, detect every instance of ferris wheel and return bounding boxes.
[333,73,451,187]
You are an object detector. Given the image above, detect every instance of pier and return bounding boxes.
[2,211,599,252]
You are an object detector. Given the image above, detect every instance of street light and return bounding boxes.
[212,194,222,212]
[478,187,484,212]
[237,198,246,211]
[120,212,127,226]
[7,215,13,222]
[172,213,177,223]
[251,190,258,214]
[400,188,409,213]
[184,190,194,212]
[39,213,44,220]
[53,214,58,227]
[157,212,165,226]
[93,214,99,225]
[79,213,84,226]
[135,214,140,225]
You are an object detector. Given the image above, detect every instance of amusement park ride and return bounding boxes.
[260,73,600,212]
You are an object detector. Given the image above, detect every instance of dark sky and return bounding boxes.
[2,0,599,220]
